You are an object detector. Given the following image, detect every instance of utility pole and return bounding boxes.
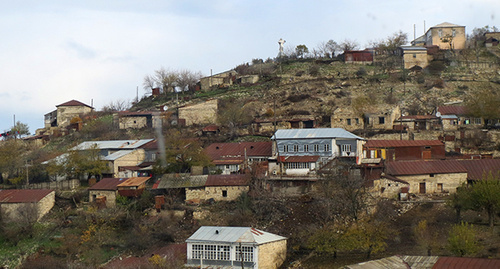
[25,160,32,187]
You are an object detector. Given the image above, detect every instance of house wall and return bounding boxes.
[178,99,218,126]
[119,116,148,129]
[112,149,146,177]
[372,179,409,198]
[258,239,287,269]
[332,107,400,131]
[89,190,117,207]
[427,26,466,50]
[186,186,249,202]
[0,191,55,222]
[396,172,467,194]
[403,51,429,69]
[56,105,93,128]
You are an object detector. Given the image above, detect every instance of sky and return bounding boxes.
[0,0,499,134]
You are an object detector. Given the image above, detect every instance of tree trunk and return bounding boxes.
[488,207,495,227]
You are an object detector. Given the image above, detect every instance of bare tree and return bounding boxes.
[317,39,339,58]
[176,69,202,94]
[339,39,359,52]
[101,99,131,112]
[155,67,178,94]
[142,74,156,95]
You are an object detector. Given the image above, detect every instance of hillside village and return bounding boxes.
[1,22,500,268]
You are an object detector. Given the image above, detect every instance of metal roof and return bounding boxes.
[117,177,151,187]
[437,106,468,116]
[345,255,439,269]
[70,139,154,151]
[205,174,249,187]
[282,155,320,163]
[459,159,500,181]
[156,174,208,189]
[386,160,467,176]
[186,226,286,245]
[103,150,135,161]
[56,99,93,108]
[89,178,127,190]
[0,189,54,203]
[365,140,444,148]
[271,128,364,140]
[433,256,500,269]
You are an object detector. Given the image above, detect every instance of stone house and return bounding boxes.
[251,117,315,135]
[178,99,218,126]
[44,100,94,128]
[372,175,410,199]
[186,226,287,269]
[116,111,163,129]
[363,140,446,162]
[395,115,441,132]
[385,160,468,194]
[437,105,483,131]
[399,46,429,69]
[0,189,55,222]
[199,70,238,91]
[88,178,126,207]
[331,105,401,132]
[270,128,365,176]
[204,142,272,175]
[412,22,466,50]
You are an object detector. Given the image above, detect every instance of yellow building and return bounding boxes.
[399,46,429,69]
[413,22,466,50]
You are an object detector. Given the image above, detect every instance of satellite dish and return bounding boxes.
[163,105,168,111]
[436,112,441,117]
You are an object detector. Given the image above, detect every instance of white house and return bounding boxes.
[186,226,287,269]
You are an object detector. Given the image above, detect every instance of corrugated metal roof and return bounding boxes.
[386,160,467,176]
[365,140,444,148]
[71,139,154,151]
[56,99,93,108]
[103,150,135,161]
[205,174,249,187]
[345,255,439,269]
[186,226,286,245]
[272,128,364,140]
[283,155,320,163]
[459,159,500,181]
[204,142,272,162]
[433,257,500,269]
[89,178,127,190]
[437,106,468,116]
[117,177,151,187]
[0,189,54,203]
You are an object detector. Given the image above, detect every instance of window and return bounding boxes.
[192,244,204,259]
[304,144,309,152]
[217,245,230,260]
[204,245,217,260]
[437,183,443,192]
[222,190,227,197]
[324,144,330,152]
[430,173,435,177]
[341,144,351,153]
[474,118,482,125]
[452,29,456,37]
[313,144,319,152]
[413,53,416,58]
[285,162,311,169]
[438,29,443,37]
[283,145,289,152]
[236,246,254,262]
[355,118,359,124]
[346,118,351,125]
[378,117,385,124]
[293,145,299,152]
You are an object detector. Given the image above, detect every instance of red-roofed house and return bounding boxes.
[459,159,500,181]
[44,100,94,129]
[0,189,55,221]
[204,142,272,174]
[385,160,467,194]
[363,140,445,162]
[186,174,250,202]
[437,105,482,130]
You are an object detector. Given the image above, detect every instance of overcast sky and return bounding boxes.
[1,0,499,134]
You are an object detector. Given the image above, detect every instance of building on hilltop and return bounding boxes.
[44,100,94,129]
[411,22,466,50]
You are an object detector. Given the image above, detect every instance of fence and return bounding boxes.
[21,179,80,190]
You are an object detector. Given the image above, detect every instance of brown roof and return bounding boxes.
[139,139,158,150]
[205,142,272,162]
[0,189,53,203]
[401,115,439,120]
[459,159,500,181]
[205,174,249,186]
[365,140,444,148]
[386,160,467,176]
[118,111,156,116]
[202,124,219,132]
[437,106,468,115]
[56,99,93,108]
[117,177,151,187]
[283,155,320,163]
[88,178,126,190]
[433,257,500,269]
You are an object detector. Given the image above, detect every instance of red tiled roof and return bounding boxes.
[433,257,500,269]
[88,178,127,190]
[0,189,53,203]
[202,124,219,132]
[205,174,249,186]
[386,160,467,176]
[56,99,93,108]
[283,155,320,163]
[205,142,272,162]
[117,177,151,187]
[437,106,468,115]
[365,140,444,148]
[459,159,500,181]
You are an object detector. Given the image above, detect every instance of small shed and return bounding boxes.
[0,189,55,221]
[88,178,127,207]
[117,176,151,197]
[186,226,287,269]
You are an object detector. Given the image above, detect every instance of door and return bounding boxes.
[419,182,426,194]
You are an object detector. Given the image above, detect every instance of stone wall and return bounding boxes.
[397,172,467,194]
[0,191,55,222]
[112,149,146,177]
[178,99,218,126]
[119,116,148,129]
[57,105,93,128]
[89,190,117,207]
[186,186,249,202]
[258,239,287,269]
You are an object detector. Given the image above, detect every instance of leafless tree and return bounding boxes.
[317,39,339,58]
[176,69,202,94]
[155,67,179,94]
[339,39,359,52]
[142,74,156,95]
[101,99,131,112]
